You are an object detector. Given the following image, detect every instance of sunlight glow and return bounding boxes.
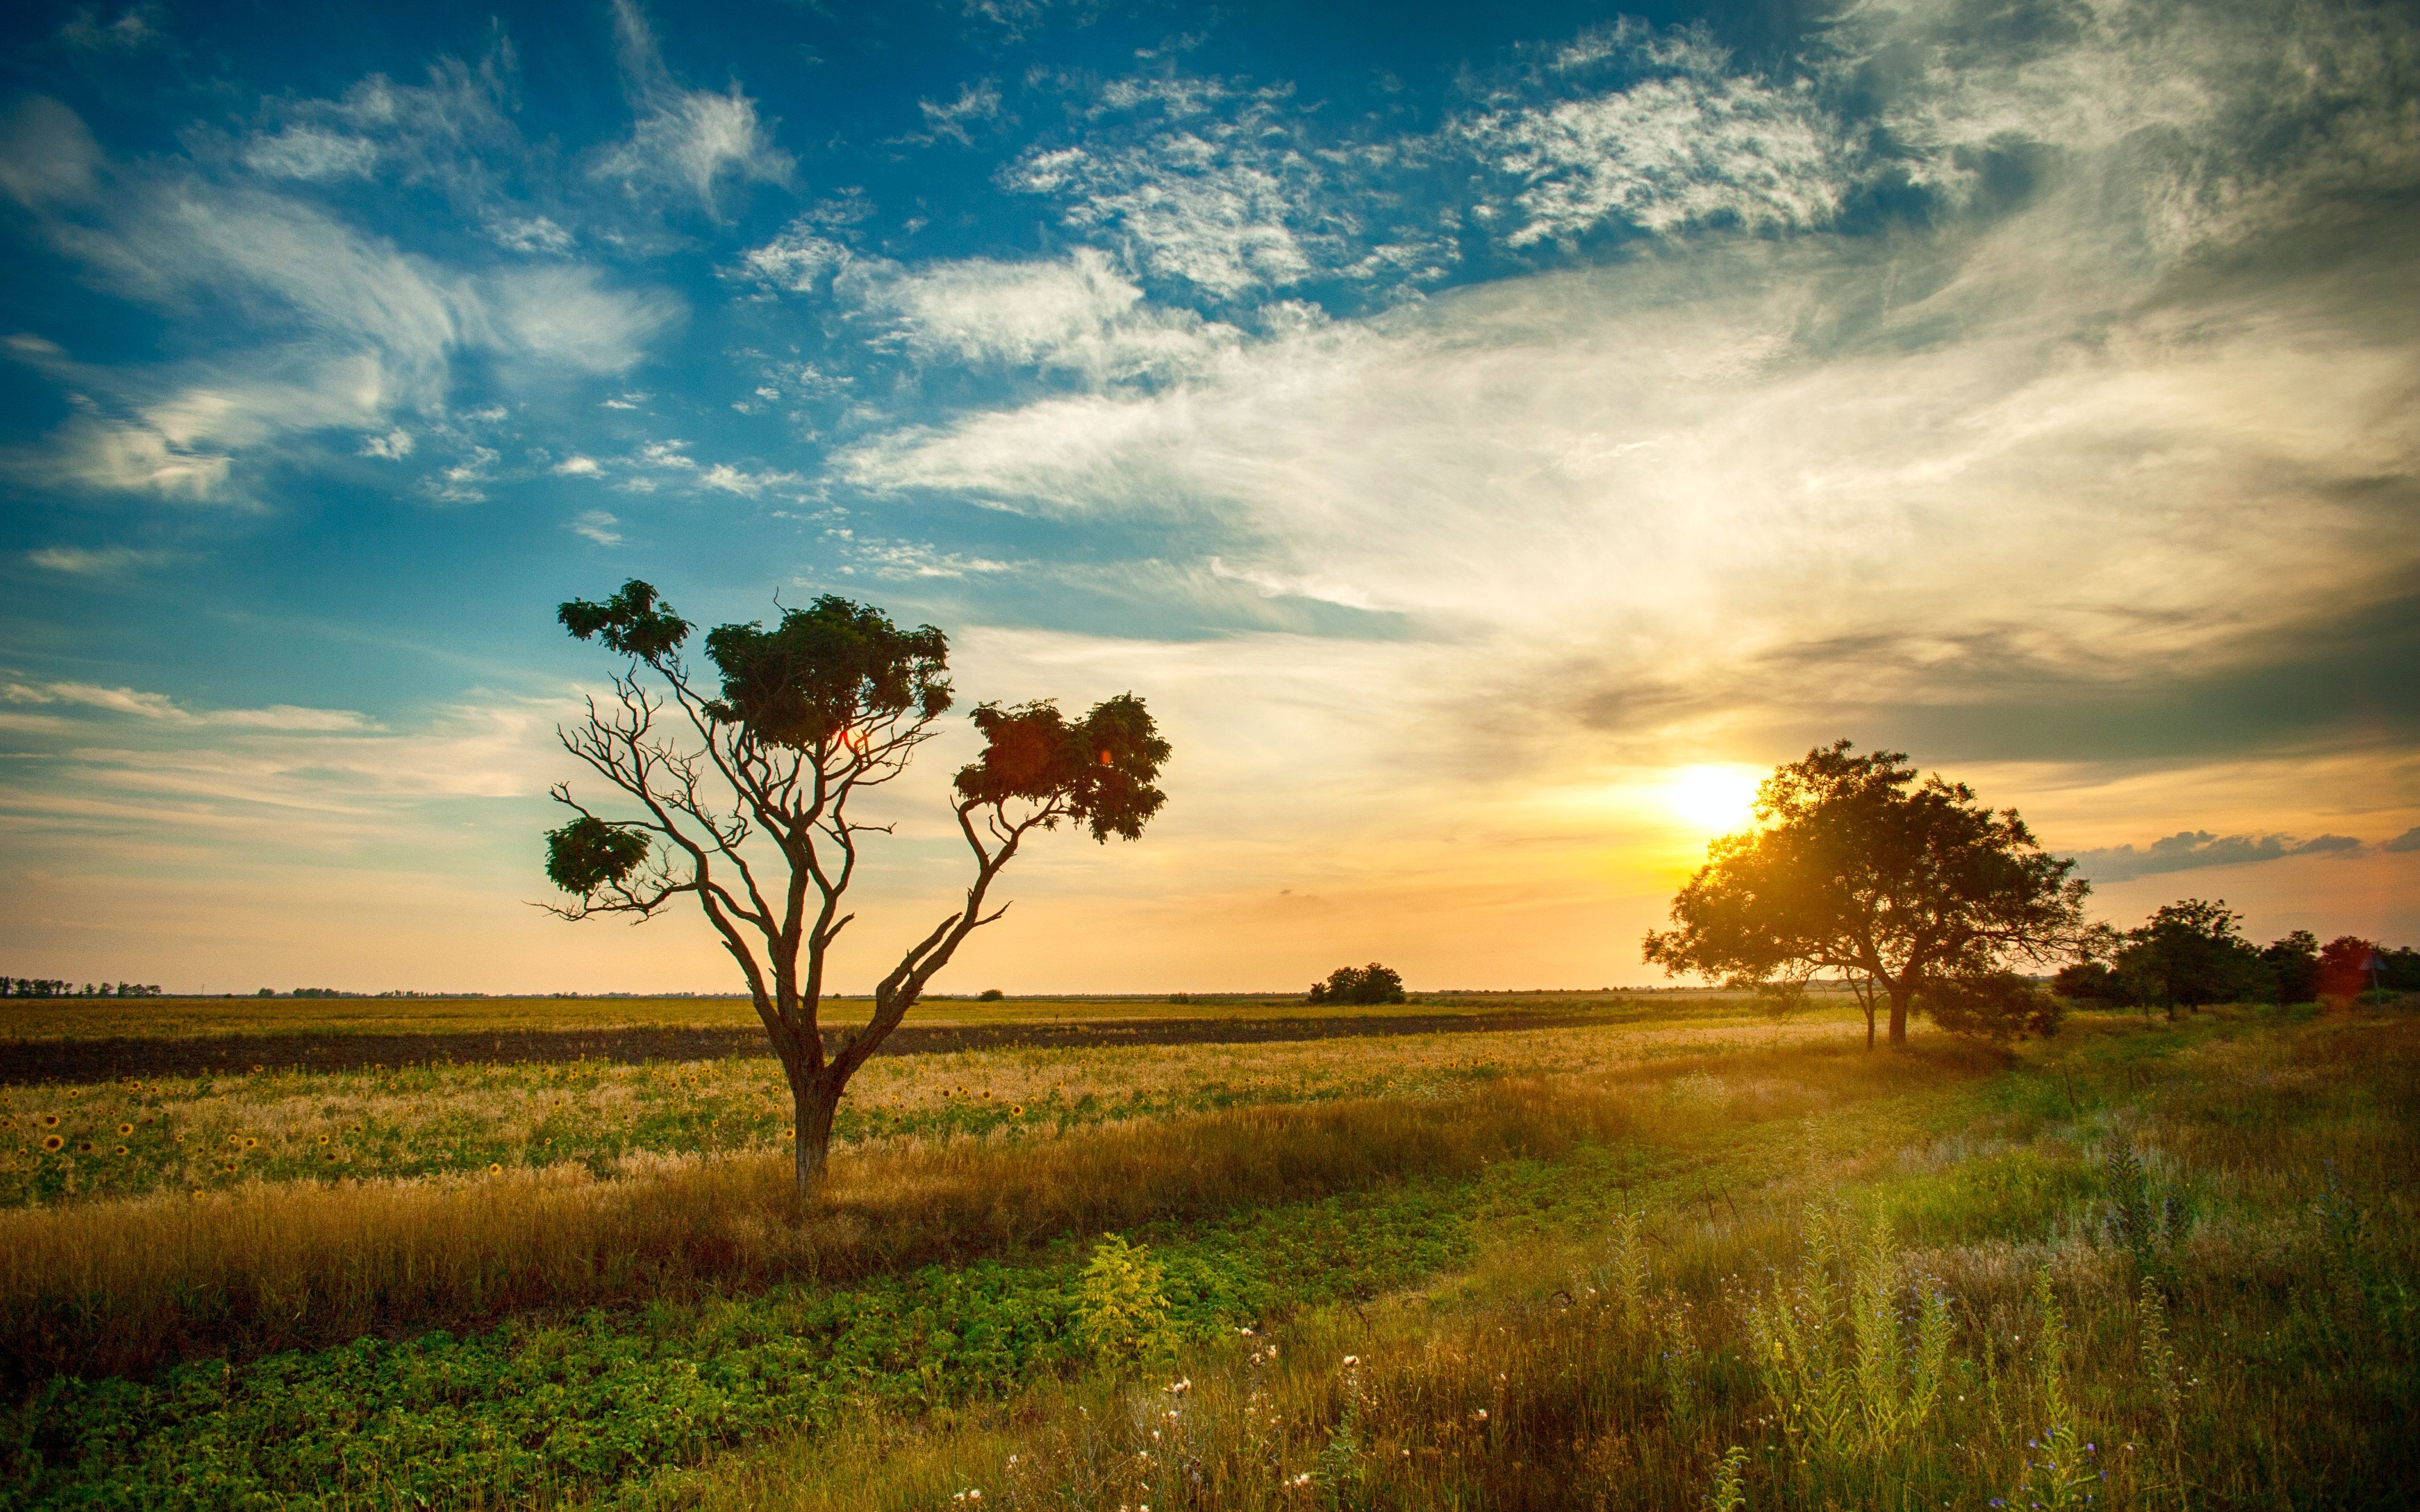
[1665,765,1761,836]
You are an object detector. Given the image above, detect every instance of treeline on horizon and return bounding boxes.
[0,978,161,999]
[2057,899,2419,1011]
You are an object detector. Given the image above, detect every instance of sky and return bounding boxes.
[1,0,2415,996]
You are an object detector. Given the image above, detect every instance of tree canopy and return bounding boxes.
[543,579,1170,1200]
[1642,740,2089,1048]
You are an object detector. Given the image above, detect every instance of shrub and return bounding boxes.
[1920,971,2062,1042]
[977,988,1005,1002]
[1075,1233,1173,1362]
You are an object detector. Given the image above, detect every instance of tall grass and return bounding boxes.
[603,1010,2420,1511]
[0,1036,1978,1386]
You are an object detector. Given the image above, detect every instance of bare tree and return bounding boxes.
[542,581,1171,1200]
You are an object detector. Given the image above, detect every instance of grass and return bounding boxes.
[0,989,1710,1041]
[4,998,2415,1510]
[656,1006,2420,1512]
[0,1001,1830,1206]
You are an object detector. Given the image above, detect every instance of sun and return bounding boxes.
[1664,765,1762,834]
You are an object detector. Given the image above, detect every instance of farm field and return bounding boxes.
[0,990,1733,1042]
[1,997,2413,1510]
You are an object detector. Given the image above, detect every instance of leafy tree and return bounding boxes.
[2051,960,2122,1004]
[2112,900,2262,1019]
[1307,962,1406,1005]
[2317,935,2382,998]
[1642,740,2090,1049]
[544,581,1171,1201]
[2259,930,2321,1005]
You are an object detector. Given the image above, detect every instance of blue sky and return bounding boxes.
[3,0,2416,992]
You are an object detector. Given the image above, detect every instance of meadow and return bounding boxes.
[0,995,2411,1510]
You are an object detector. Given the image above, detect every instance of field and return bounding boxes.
[0,995,2413,1509]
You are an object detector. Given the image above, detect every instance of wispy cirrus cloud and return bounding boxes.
[592,0,791,217]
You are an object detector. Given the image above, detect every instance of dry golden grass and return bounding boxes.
[0,1028,1985,1387]
[0,1008,1843,1204]
[638,1010,2420,1512]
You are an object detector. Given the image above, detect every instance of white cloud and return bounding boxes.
[570,509,623,545]
[424,445,499,504]
[0,682,373,730]
[479,264,684,373]
[24,545,165,575]
[913,79,1002,145]
[59,6,163,52]
[698,462,800,496]
[592,0,792,215]
[1002,76,1386,299]
[360,427,414,459]
[737,221,859,293]
[1461,44,1847,244]
[842,247,1241,384]
[553,454,604,476]
[241,126,379,182]
[487,215,575,255]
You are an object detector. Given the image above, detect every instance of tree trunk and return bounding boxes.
[1887,984,1911,1047]
[792,1074,842,1206]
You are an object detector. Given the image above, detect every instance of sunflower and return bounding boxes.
[38,1114,58,1129]
[114,1145,128,1157]
[41,1135,62,1152]
[118,1123,134,1136]
[242,1137,258,1150]
[1012,1105,1025,1117]
[222,1163,237,1174]
[487,1162,503,1175]
[784,1127,795,1139]
[316,1133,330,1145]
[250,1065,263,1074]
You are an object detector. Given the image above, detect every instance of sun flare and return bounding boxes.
[1664,765,1761,836]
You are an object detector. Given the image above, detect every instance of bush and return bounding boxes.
[977,988,1005,1002]
[2050,961,2120,1004]
[1307,963,1406,1006]
[1918,971,2062,1042]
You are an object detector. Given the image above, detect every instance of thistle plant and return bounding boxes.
[1747,1204,1959,1502]
[2135,1274,2186,1507]
[2017,1268,2099,1511]
[1610,1210,1650,1333]
[1657,1290,1704,1430]
[1706,1445,1751,1511]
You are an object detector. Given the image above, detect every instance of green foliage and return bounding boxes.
[2052,960,2122,1004]
[557,579,692,663]
[543,816,650,896]
[1643,740,2090,1042]
[1920,970,2065,1042]
[2260,929,2321,1004]
[2113,899,2262,1014]
[2017,1269,2100,1511]
[1076,1233,1176,1363]
[953,694,1171,842]
[1706,1445,1750,1511]
[1307,963,1405,1005]
[1747,1206,1954,1489]
[700,595,951,751]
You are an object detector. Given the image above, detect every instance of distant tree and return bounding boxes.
[544,580,1170,1202]
[2260,930,2321,1004]
[2113,900,2263,1019]
[1642,740,2091,1049]
[2052,960,2123,1004]
[2317,935,2381,998]
[977,988,1005,1002]
[1308,963,1406,1005]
